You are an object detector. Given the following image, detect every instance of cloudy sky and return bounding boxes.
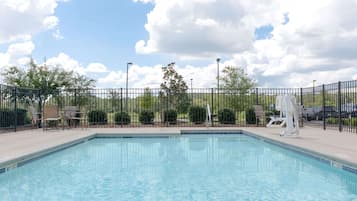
[1,0,357,88]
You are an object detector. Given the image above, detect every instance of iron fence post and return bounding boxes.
[74,89,77,106]
[322,84,326,130]
[120,88,123,127]
[255,88,259,126]
[211,88,214,127]
[217,87,220,110]
[300,88,303,127]
[255,88,259,105]
[166,92,169,127]
[38,90,42,128]
[338,81,342,132]
[14,87,17,132]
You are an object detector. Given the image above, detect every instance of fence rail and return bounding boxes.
[1,80,357,133]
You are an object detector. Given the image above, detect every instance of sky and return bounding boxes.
[1,0,357,88]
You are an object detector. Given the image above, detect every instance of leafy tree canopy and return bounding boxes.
[220,66,256,94]
[140,87,153,110]
[160,63,190,113]
[2,58,95,102]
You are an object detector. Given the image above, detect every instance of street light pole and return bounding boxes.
[126,62,133,112]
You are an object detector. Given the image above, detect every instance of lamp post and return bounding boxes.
[313,80,316,105]
[126,62,133,111]
[216,58,221,111]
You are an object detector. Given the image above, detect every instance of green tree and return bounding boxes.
[160,63,190,113]
[109,90,121,112]
[2,58,95,103]
[140,87,153,110]
[220,66,256,94]
[220,66,256,110]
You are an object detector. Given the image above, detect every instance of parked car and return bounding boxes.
[314,106,338,120]
[303,106,341,121]
[302,106,321,121]
[342,103,357,117]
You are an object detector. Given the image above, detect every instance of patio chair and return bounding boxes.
[63,106,87,129]
[43,105,61,130]
[253,105,266,126]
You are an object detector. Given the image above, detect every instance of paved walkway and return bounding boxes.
[0,126,357,169]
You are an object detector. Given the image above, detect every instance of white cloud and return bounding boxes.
[135,0,283,57]
[46,53,86,74]
[98,71,127,87]
[229,0,357,87]
[133,0,154,4]
[134,0,357,87]
[52,29,64,40]
[46,53,109,75]
[43,16,59,29]
[0,41,35,70]
[97,63,220,88]
[284,68,357,88]
[86,63,108,73]
[0,0,65,43]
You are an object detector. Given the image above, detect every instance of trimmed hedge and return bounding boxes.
[245,108,256,124]
[0,108,28,128]
[327,117,357,127]
[218,109,236,124]
[139,110,154,124]
[88,110,107,125]
[114,112,131,125]
[189,106,206,124]
[164,109,177,124]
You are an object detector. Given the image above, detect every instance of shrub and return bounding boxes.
[88,110,107,125]
[218,109,236,124]
[341,118,357,127]
[139,110,154,124]
[326,117,338,124]
[0,108,28,127]
[114,112,131,125]
[164,109,177,124]
[189,106,206,124]
[0,109,14,127]
[16,108,27,126]
[245,108,256,124]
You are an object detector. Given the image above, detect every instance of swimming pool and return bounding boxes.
[0,134,356,200]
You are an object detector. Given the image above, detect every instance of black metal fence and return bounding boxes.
[1,80,357,133]
[0,84,40,133]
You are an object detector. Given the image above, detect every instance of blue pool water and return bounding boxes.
[0,134,357,201]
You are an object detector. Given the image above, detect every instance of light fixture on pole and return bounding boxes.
[126,62,133,111]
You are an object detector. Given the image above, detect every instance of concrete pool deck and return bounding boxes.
[0,126,357,172]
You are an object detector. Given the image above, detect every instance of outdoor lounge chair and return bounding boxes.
[63,106,87,129]
[266,95,287,128]
[43,105,61,130]
[266,115,286,127]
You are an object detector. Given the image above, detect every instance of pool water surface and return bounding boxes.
[0,134,356,201]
